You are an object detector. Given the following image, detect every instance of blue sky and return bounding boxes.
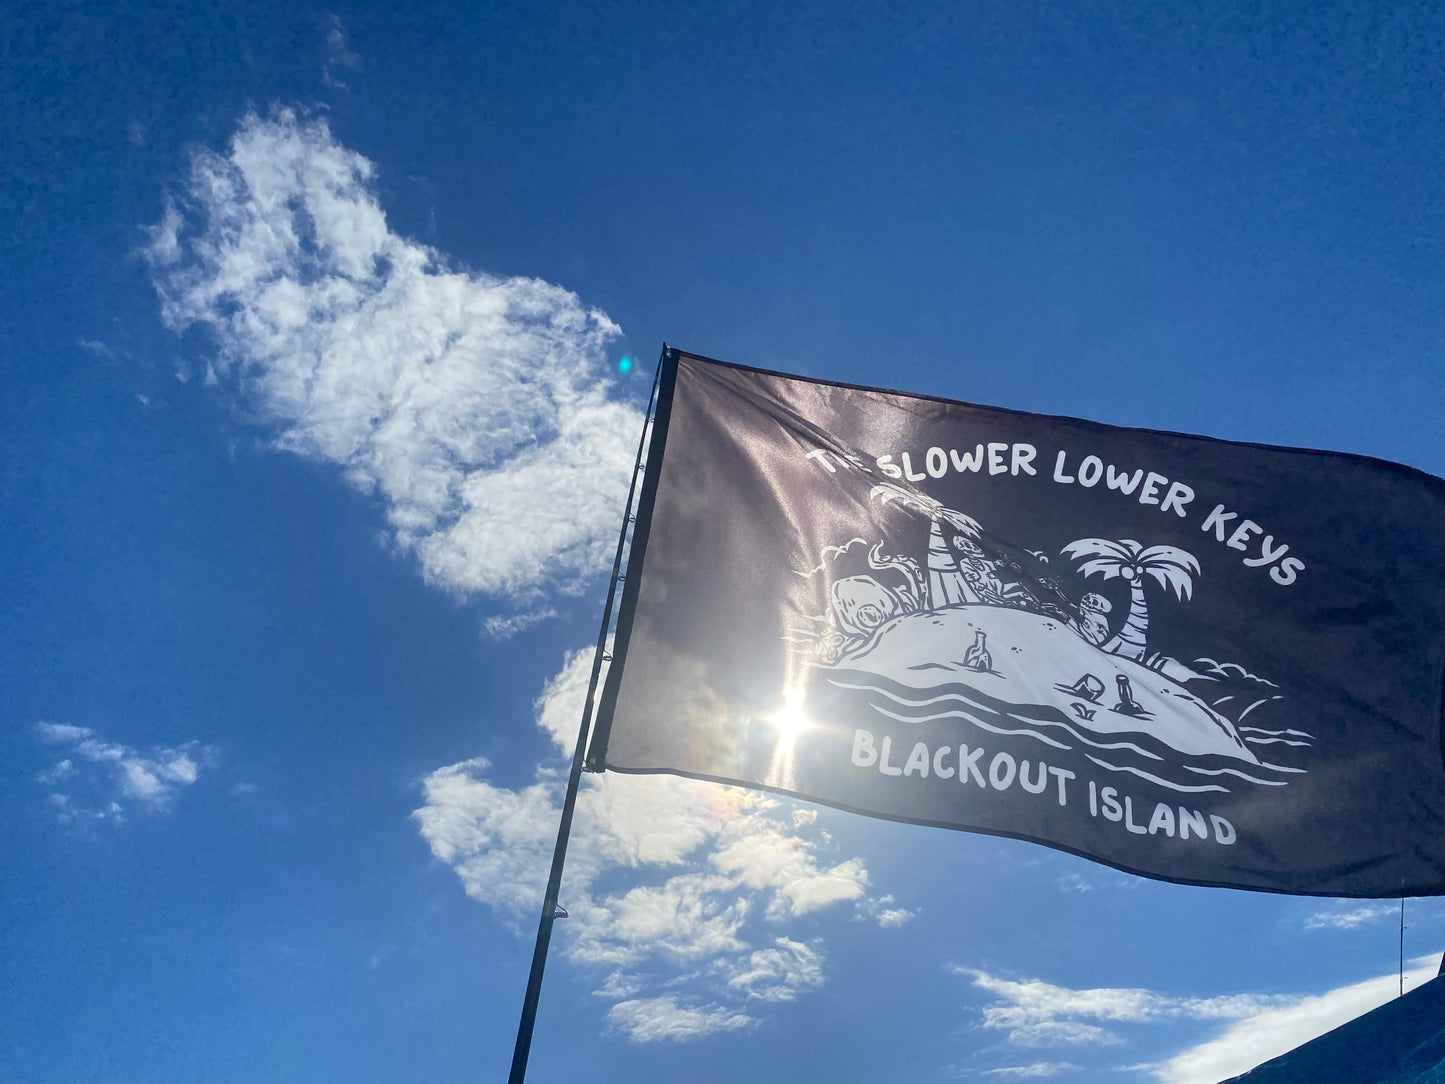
[4,2,1445,1081]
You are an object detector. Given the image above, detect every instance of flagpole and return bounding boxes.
[507,346,669,1084]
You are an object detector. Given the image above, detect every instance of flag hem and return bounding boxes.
[585,347,680,770]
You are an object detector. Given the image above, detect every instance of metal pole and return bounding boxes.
[507,348,668,1084]
[1399,898,1406,997]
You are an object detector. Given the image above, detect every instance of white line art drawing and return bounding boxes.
[791,486,1313,794]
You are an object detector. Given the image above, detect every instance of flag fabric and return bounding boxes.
[587,349,1445,897]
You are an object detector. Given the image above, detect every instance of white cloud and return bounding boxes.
[35,722,94,743]
[710,822,868,918]
[984,1064,1079,1078]
[32,723,212,822]
[859,893,917,928]
[593,971,644,1000]
[410,759,561,916]
[585,873,750,963]
[75,738,126,762]
[955,967,1295,1048]
[413,644,904,1039]
[482,609,557,640]
[1304,902,1398,930]
[413,755,871,981]
[35,759,74,786]
[320,13,361,90]
[727,938,825,1002]
[959,958,1445,1083]
[1146,958,1439,1084]
[874,906,915,927]
[145,107,637,611]
[532,645,601,751]
[605,997,751,1043]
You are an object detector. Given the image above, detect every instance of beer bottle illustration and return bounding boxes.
[963,629,992,672]
[1113,673,1147,717]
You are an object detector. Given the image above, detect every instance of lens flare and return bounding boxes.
[618,356,633,373]
[774,686,810,742]
[764,686,811,791]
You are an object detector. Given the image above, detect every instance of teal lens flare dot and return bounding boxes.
[618,356,633,373]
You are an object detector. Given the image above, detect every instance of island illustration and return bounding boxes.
[790,484,1312,793]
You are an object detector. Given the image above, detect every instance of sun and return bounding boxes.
[763,686,812,791]
[772,686,811,742]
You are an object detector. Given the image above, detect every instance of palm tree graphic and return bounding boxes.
[1061,538,1199,661]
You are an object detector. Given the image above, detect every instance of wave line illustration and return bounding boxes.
[1084,755,1231,794]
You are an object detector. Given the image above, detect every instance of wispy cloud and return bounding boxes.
[33,722,212,823]
[957,958,1444,1083]
[858,893,916,927]
[984,1064,1079,1078]
[604,997,751,1043]
[482,609,557,640]
[1144,958,1439,1084]
[144,108,637,624]
[954,967,1294,1048]
[77,339,116,358]
[413,646,901,1040]
[36,722,94,743]
[1303,902,1398,930]
[946,1060,1081,1079]
[320,13,361,90]
[727,937,825,1002]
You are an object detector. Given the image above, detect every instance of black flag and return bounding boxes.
[588,350,1445,897]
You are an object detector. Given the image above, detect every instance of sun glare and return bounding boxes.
[763,686,811,790]
[773,686,810,741]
